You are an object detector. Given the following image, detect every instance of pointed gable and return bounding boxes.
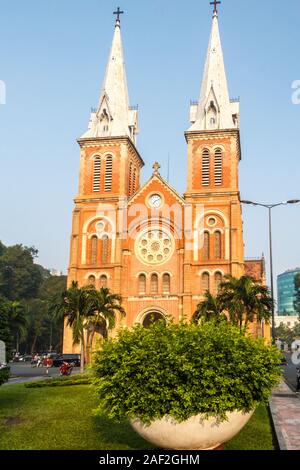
[128,172,185,209]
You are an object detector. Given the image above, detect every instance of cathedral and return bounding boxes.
[63,7,267,352]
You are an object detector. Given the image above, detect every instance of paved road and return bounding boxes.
[283,353,300,392]
[4,363,81,385]
[270,381,300,450]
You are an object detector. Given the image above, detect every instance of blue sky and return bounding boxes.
[0,0,299,302]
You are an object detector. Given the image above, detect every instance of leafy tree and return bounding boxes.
[51,282,97,372]
[0,241,67,355]
[0,296,11,360]
[218,276,273,331]
[26,299,49,354]
[85,287,125,361]
[0,241,6,257]
[21,274,67,354]
[7,301,28,354]
[293,322,300,339]
[0,244,43,300]
[275,322,300,347]
[274,324,294,345]
[194,292,226,324]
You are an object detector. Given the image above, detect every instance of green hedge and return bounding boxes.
[93,321,282,424]
[0,367,10,386]
[25,374,92,388]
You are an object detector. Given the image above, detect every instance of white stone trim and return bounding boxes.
[82,214,115,234]
[195,209,229,228]
[135,306,169,325]
[212,144,226,152]
[197,269,225,277]
[84,272,111,280]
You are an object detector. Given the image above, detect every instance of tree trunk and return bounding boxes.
[80,340,85,374]
[85,330,91,365]
[89,331,95,363]
[31,335,38,355]
[16,332,19,354]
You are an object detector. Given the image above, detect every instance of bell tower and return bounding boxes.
[64,11,144,352]
[77,12,144,199]
[184,4,244,284]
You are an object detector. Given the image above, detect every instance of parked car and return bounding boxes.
[19,355,33,362]
[52,354,81,368]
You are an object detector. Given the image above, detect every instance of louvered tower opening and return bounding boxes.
[214,148,223,186]
[93,157,101,192]
[105,155,113,192]
[202,149,210,186]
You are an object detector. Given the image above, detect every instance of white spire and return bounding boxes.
[81,20,138,143]
[189,12,239,132]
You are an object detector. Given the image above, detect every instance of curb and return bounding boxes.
[268,400,287,450]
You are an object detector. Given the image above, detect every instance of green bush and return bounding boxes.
[93,321,282,424]
[0,367,10,386]
[25,374,92,388]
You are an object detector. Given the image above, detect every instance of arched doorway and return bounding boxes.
[142,311,166,328]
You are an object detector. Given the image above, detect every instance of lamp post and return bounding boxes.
[240,199,300,341]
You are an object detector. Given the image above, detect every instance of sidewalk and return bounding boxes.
[269,381,300,450]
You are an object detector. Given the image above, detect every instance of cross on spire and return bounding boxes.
[113,7,124,23]
[210,0,221,15]
[152,162,161,175]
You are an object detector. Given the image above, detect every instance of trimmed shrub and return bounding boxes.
[25,374,92,388]
[0,367,10,385]
[93,321,282,424]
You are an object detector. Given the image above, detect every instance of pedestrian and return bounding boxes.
[36,354,42,368]
[297,368,300,392]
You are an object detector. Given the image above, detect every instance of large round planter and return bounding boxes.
[130,410,254,450]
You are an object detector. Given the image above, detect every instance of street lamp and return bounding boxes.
[240,199,300,341]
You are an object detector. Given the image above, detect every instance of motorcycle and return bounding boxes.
[59,361,74,376]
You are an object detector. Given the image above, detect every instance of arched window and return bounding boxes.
[93,156,101,192]
[100,275,108,289]
[162,273,171,294]
[151,274,158,295]
[91,236,98,264]
[201,273,210,294]
[214,272,222,293]
[214,231,222,259]
[203,231,210,261]
[102,235,109,264]
[105,155,113,192]
[138,274,146,295]
[214,148,223,186]
[87,275,96,286]
[202,149,210,186]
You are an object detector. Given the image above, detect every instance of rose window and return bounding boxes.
[136,229,174,265]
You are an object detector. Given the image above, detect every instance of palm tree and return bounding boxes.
[51,282,96,373]
[86,287,125,362]
[218,275,273,331]
[8,301,27,354]
[194,292,225,324]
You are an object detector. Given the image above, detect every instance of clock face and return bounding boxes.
[149,194,162,208]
